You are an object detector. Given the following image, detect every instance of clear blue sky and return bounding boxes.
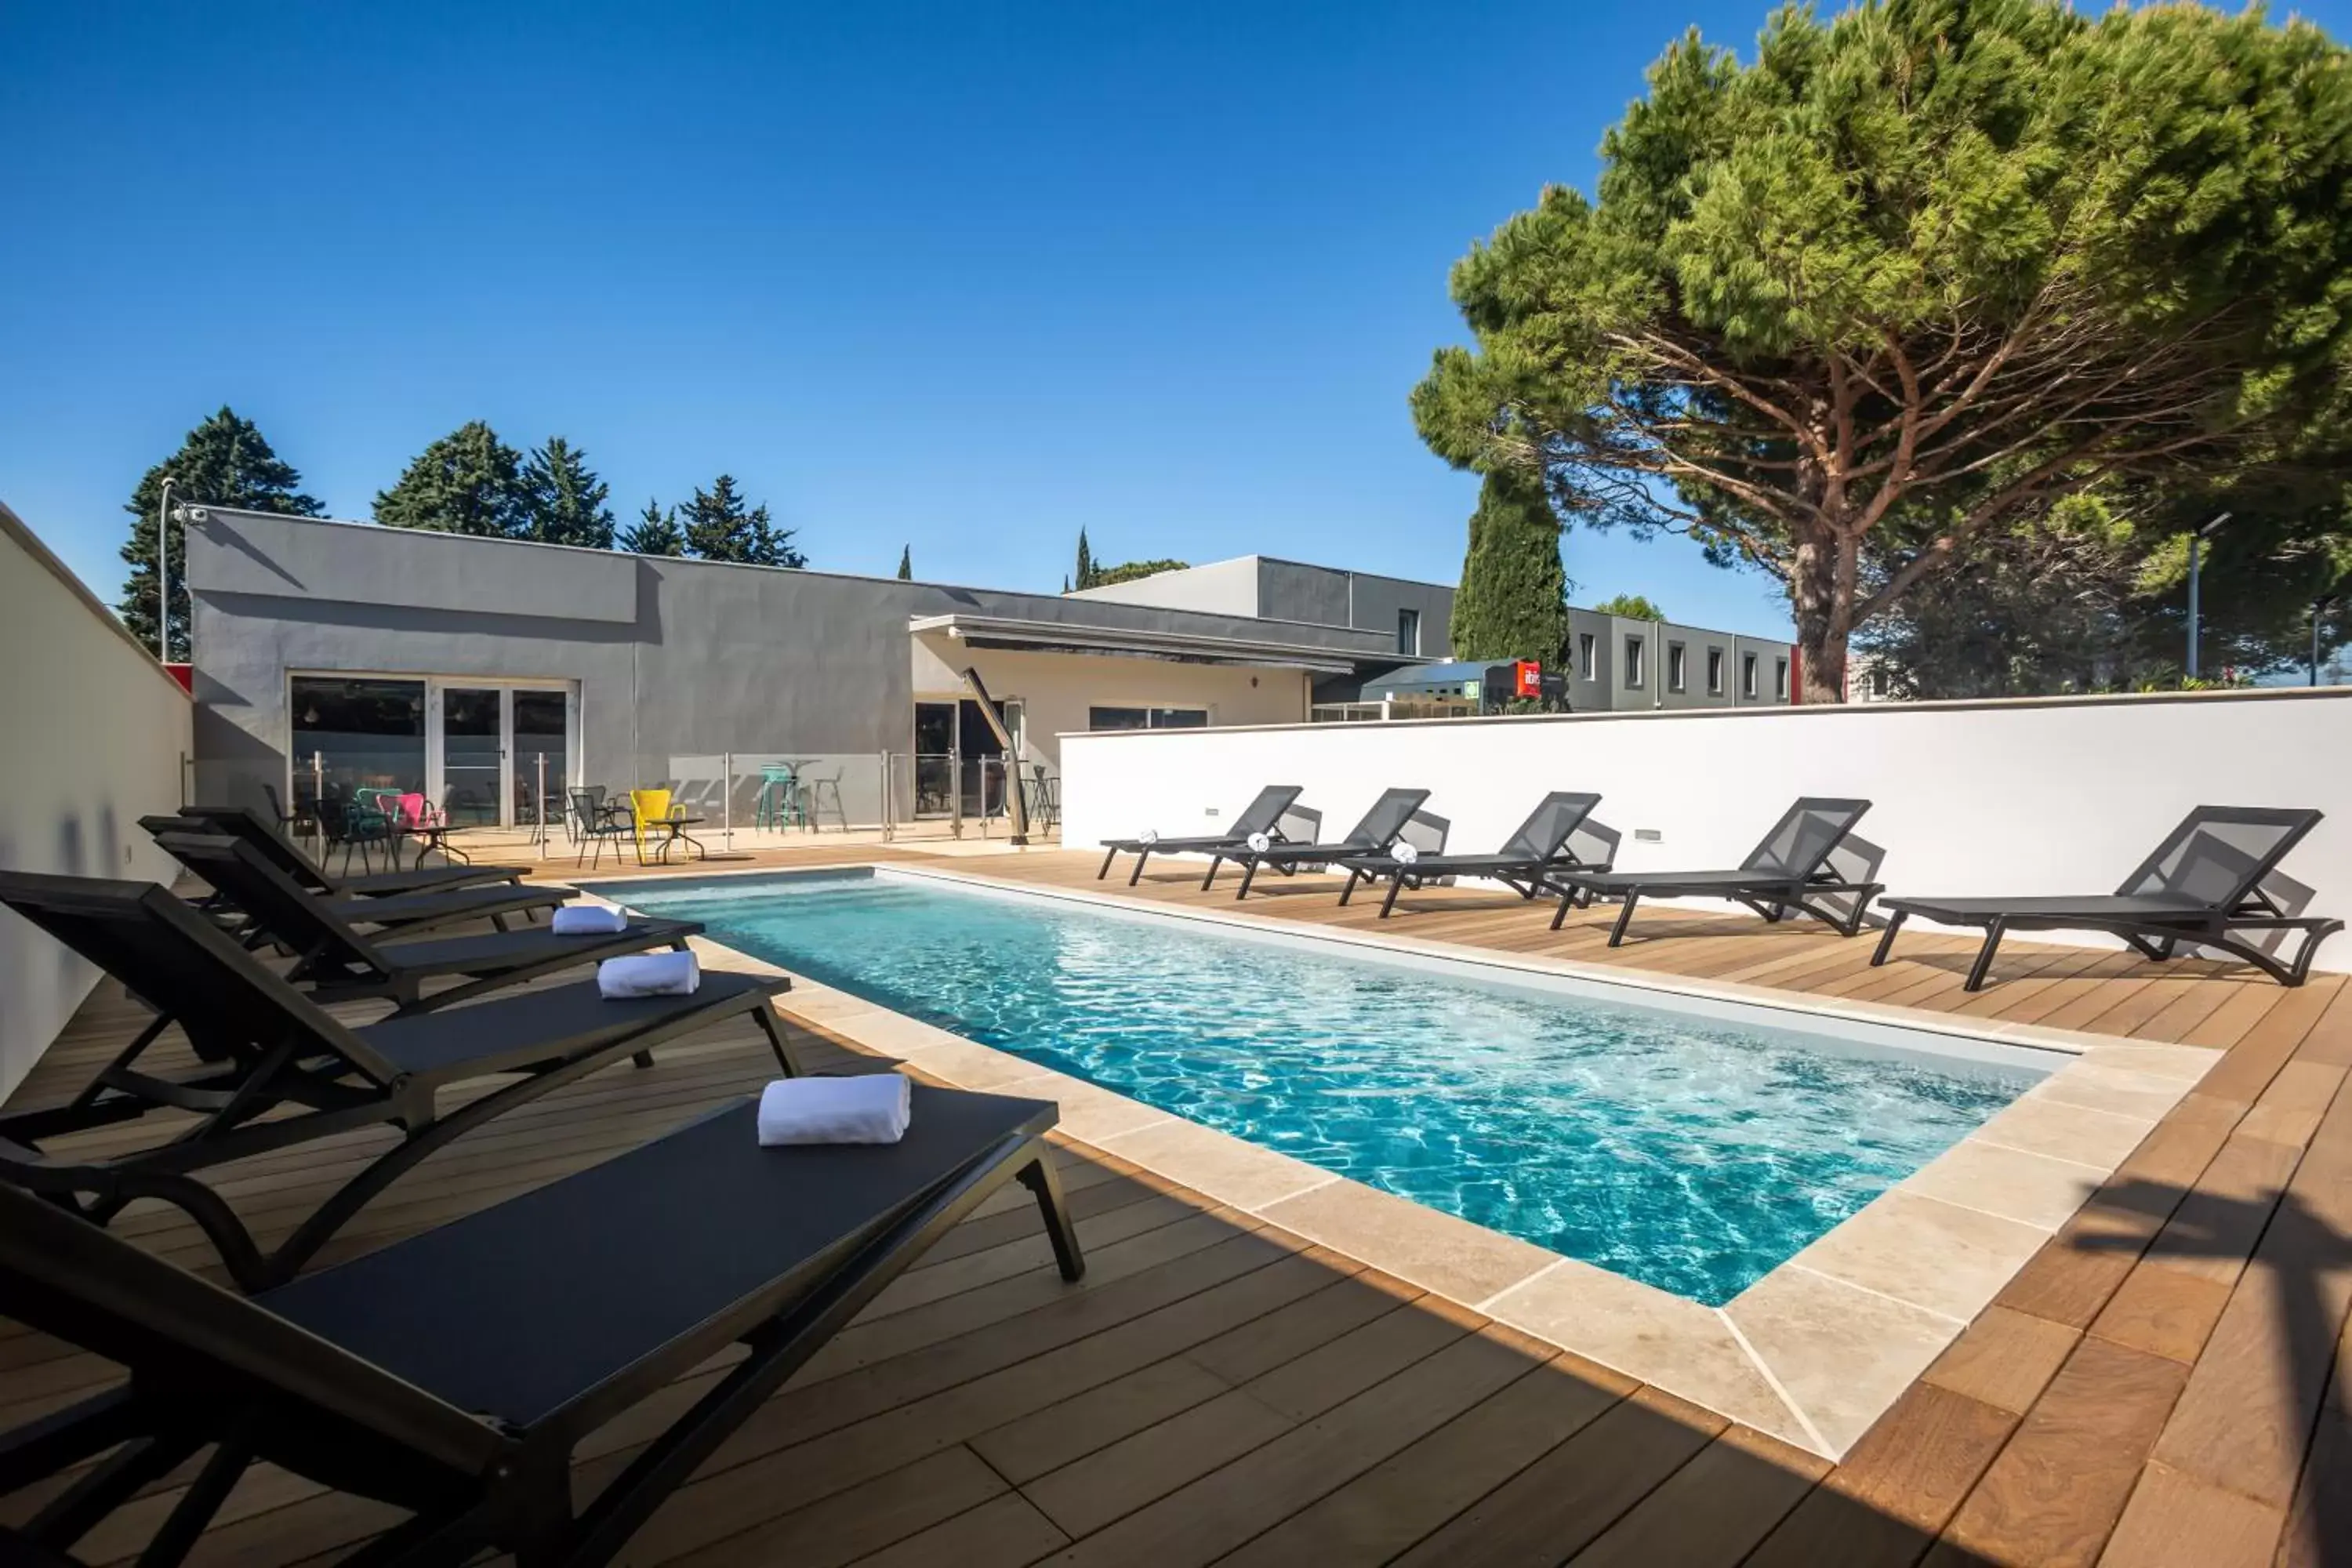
[9,2,2346,643]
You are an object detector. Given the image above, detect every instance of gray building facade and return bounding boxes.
[183,510,1407,829]
[1564,608,1795,713]
[1069,555,1455,661]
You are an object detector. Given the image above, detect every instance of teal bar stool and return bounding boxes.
[754,764,803,830]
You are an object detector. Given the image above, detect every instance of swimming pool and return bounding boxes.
[601,869,2051,1305]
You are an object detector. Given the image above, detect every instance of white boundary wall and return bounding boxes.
[0,501,194,1098]
[1058,687,2352,973]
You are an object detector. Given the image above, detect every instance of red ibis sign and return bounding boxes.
[1513,660,1542,699]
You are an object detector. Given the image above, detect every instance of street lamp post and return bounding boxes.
[2185,511,2230,681]
[154,475,176,662]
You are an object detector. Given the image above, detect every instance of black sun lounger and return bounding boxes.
[0,1081,1080,1567]
[1203,786,1435,899]
[152,833,686,1011]
[1873,805,2343,991]
[1337,790,1615,918]
[1552,797,1883,946]
[1096,785,1312,884]
[0,871,796,1289]
[152,824,573,941]
[171,802,530,898]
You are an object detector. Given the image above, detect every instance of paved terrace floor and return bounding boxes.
[2,842,2347,1566]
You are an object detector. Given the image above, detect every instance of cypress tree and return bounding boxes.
[897,544,913,579]
[1448,469,1569,663]
[118,406,322,660]
[1075,528,1096,589]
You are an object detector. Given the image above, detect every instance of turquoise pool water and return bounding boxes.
[599,870,2045,1305]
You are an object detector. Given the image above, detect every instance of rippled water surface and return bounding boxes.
[607,872,2043,1304]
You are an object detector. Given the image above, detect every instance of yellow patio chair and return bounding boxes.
[629,787,671,864]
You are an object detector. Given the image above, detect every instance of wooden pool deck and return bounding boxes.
[4,844,2347,1566]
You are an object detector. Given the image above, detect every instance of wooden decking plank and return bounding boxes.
[1384,1385,1725,1568]
[1039,1324,1555,1568]
[1020,1296,1484,1539]
[1917,1305,2084,1416]
[839,1493,1071,1568]
[2145,1074,2352,1512]
[1742,1383,2020,1567]
[653,1445,1011,1568]
[2096,1461,2285,1568]
[1218,1350,1633,1567]
[1933,1335,2189,1568]
[2271,1392,2352,1568]
[591,1244,1350,1564]
[1566,1421,1831,1568]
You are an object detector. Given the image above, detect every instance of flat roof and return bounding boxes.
[908,612,1365,673]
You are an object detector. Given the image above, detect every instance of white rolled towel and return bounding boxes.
[1392,840,1421,865]
[598,950,699,998]
[553,904,629,935]
[1247,830,1272,853]
[1138,828,1160,845]
[758,1073,912,1145]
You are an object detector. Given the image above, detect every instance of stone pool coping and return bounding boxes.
[581,863,2219,1460]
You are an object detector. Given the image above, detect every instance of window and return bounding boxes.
[1707,648,1725,695]
[1667,642,1686,692]
[1089,706,1210,731]
[1623,635,1646,689]
[1741,653,1759,699]
[1577,633,1596,681]
[1396,608,1421,657]
[291,677,426,807]
[1775,658,1790,699]
[1866,666,1888,699]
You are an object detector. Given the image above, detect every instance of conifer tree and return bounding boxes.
[1448,470,1570,663]
[675,474,805,567]
[118,406,322,659]
[375,421,528,538]
[1075,528,1096,589]
[620,497,686,556]
[898,544,913,579]
[519,437,615,549]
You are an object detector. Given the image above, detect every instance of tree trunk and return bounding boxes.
[1789,531,1850,703]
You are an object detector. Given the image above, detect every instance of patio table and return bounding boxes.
[395,822,474,870]
[641,812,708,865]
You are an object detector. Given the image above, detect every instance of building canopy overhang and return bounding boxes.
[908,613,1365,675]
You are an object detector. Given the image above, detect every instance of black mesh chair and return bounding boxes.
[1096,785,1313,884]
[571,787,637,869]
[311,793,394,877]
[0,1082,1080,1566]
[1874,805,2343,989]
[1201,787,1435,899]
[1551,797,1883,945]
[1338,789,1618,918]
[260,781,314,848]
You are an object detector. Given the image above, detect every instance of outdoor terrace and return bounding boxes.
[2,841,2346,1566]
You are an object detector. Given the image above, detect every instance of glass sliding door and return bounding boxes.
[291,676,575,833]
[511,690,568,829]
[913,702,956,818]
[440,688,506,826]
[290,677,426,809]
